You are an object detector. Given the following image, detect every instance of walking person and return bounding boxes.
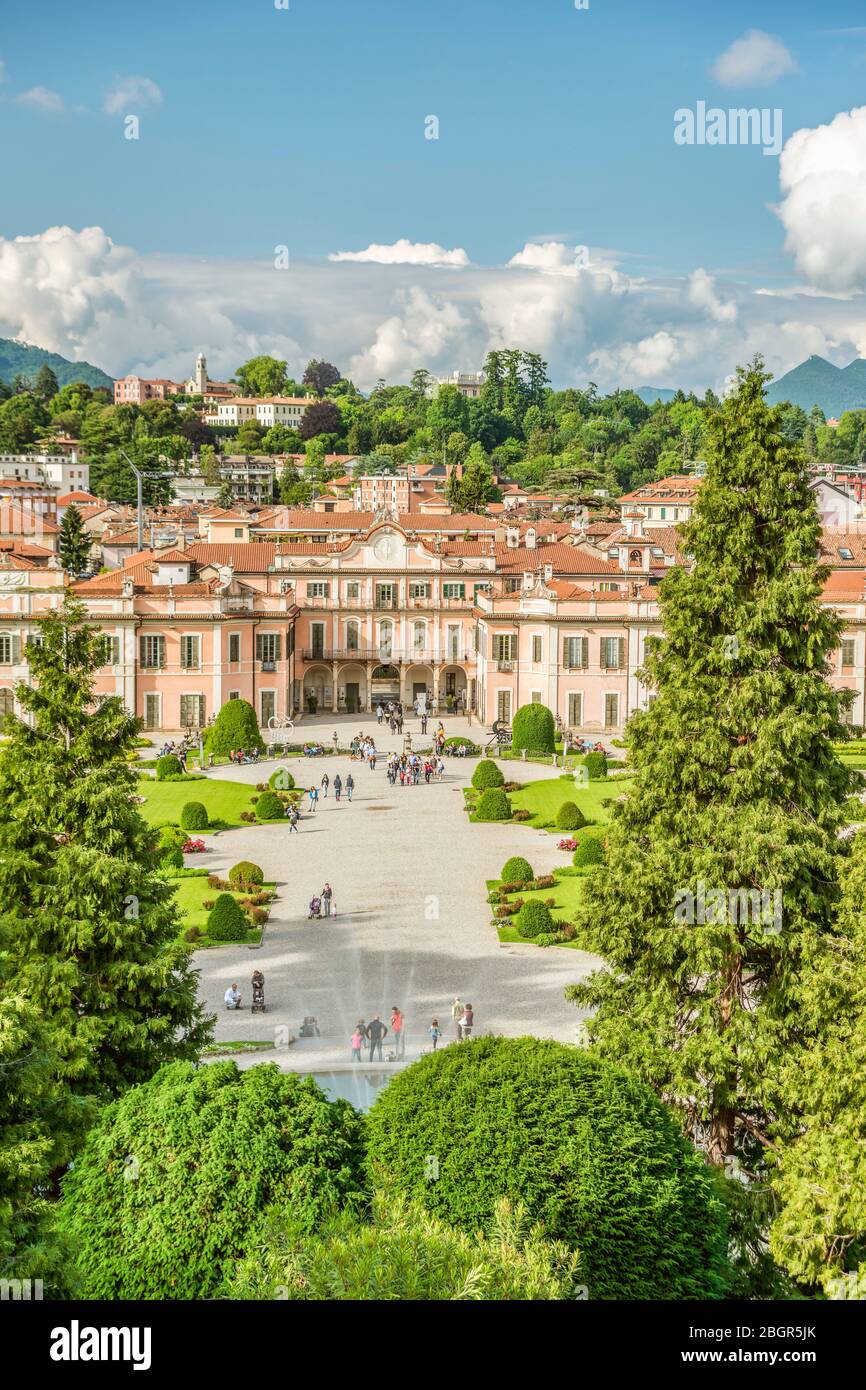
[333,772,342,802]
[322,883,333,918]
[421,712,428,735]
[460,1002,474,1040]
[351,1024,363,1062]
[428,1018,441,1050]
[377,703,384,725]
[451,996,464,1041]
[365,1015,388,1062]
[321,772,329,799]
[346,772,354,802]
[308,785,316,812]
[288,804,300,833]
[390,1005,406,1059]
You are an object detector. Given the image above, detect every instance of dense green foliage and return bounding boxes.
[471,760,505,790]
[231,1192,583,1301]
[502,855,534,884]
[254,790,285,821]
[583,751,608,779]
[474,788,511,821]
[512,703,556,754]
[207,894,248,941]
[57,504,92,576]
[205,699,265,756]
[228,861,264,887]
[155,754,181,780]
[269,767,295,790]
[364,1038,729,1300]
[57,1062,366,1299]
[179,801,209,831]
[516,900,555,939]
[556,801,586,830]
[573,832,606,868]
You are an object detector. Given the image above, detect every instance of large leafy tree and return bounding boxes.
[302,358,341,397]
[299,399,342,440]
[233,355,288,397]
[57,504,92,576]
[0,594,212,1162]
[567,361,851,1168]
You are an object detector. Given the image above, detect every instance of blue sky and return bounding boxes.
[2,0,866,390]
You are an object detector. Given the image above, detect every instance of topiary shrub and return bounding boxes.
[180,801,209,832]
[156,754,181,780]
[229,861,264,888]
[472,760,505,790]
[556,801,586,831]
[269,767,295,791]
[502,855,533,885]
[516,899,555,938]
[511,703,555,755]
[255,790,285,821]
[160,845,184,871]
[205,698,265,757]
[56,1060,366,1299]
[573,833,606,869]
[207,893,249,941]
[474,789,511,821]
[364,1037,729,1300]
[583,751,608,780]
[443,737,480,755]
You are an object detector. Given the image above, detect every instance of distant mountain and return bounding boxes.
[635,386,677,405]
[767,356,866,416]
[0,338,114,391]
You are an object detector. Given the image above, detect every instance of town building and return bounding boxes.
[436,371,486,398]
[207,397,310,430]
[0,450,90,493]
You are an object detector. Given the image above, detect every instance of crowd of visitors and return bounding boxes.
[385,751,445,785]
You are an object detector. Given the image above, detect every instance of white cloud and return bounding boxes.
[103,75,163,116]
[328,239,469,268]
[508,241,585,274]
[688,268,737,323]
[347,287,468,382]
[775,105,866,292]
[711,30,797,87]
[15,86,65,114]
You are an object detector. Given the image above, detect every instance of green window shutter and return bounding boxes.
[139,636,147,666]
[11,635,20,664]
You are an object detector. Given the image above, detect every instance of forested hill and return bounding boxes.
[0,338,114,391]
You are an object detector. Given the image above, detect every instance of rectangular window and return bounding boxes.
[530,690,542,703]
[99,635,121,666]
[346,582,360,600]
[408,582,429,599]
[143,692,161,730]
[139,635,165,669]
[567,692,583,727]
[563,636,588,669]
[228,633,241,664]
[504,577,521,593]
[180,634,201,670]
[307,582,329,598]
[496,689,512,723]
[260,690,276,727]
[442,583,465,600]
[601,636,625,669]
[375,583,395,608]
[256,633,281,664]
[841,639,856,667]
[532,635,542,664]
[492,634,517,661]
[604,693,619,728]
[228,690,240,701]
[0,632,21,665]
[179,694,205,728]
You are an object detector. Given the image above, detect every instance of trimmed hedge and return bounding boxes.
[205,698,265,756]
[573,833,606,868]
[255,790,285,821]
[180,801,209,832]
[474,789,511,821]
[583,751,608,779]
[556,801,587,831]
[229,861,264,887]
[269,767,295,791]
[56,1061,366,1299]
[156,754,181,780]
[207,893,249,941]
[516,899,555,939]
[472,760,505,791]
[511,703,555,755]
[364,1037,729,1300]
[502,855,533,885]
[443,737,481,755]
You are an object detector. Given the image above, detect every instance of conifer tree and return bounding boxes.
[0,594,212,1161]
[567,361,851,1167]
[57,504,92,576]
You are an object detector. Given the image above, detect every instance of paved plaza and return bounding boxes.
[191,713,601,1072]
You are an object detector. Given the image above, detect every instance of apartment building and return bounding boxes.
[208,397,310,430]
[0,451,90,493]
[114,375,182,405]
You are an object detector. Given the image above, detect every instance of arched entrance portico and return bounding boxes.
[403,663,433,709]
[302,664,330,714]
[370,664,400,704]
[440,664,468,713]
[337,662,367,714]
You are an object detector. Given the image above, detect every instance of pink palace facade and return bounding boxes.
[2,509,866,734]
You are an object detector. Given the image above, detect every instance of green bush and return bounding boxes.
[229,861,264,887]
[516,899,555,938]
[511,703,555,755]
[156,754,181,780]
[502,855,533,885]
[255,790,285,821]
[205,699,265,757]
[180,801,209,831]
[443,737,481,755]
[573,833,606,868]
[472,760,505,790]
[474,789,511,821]
[269,767,295,791]
[207,893,249,941]
[57,1061,366,1299]
[556,801,586,831]
[583,751,608,779]
[364,1037,729,1300]
[160,845,183,871]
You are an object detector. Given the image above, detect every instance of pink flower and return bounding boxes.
[557,838,578,851]
[183,839,207,853]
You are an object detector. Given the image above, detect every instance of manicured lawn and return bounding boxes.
[137,774,256,830]
[167,868,274,947]
[487,867,587,947]
[508,775,630,831]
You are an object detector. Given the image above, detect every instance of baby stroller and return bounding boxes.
[299,1015,320,1038]
[251,972,266,1014]
[308,895,322,919]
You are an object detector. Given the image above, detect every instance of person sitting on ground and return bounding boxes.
[224,982,242,1010]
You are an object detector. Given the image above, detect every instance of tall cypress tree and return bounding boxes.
[57,504,92,577]
[567,361,850,1167]
[0,593,212,1161]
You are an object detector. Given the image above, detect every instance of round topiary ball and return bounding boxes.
[502,855,533,885]
[228,861,264,887]
[255,790,285,821]
[583,751,608,779]
[511,703,555,755]
[207,893,249,941]
[573,833,606,868]
[180,801,209,832]
[205,698,266,757]
[516,899,555,938]
[556,801,586,831]
[364,1037,728,1300]
[269,767,295,791]
[56,1061,366,1299]
[475,788,511,821]
[472,760,505,790]
[156,754,181,780]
